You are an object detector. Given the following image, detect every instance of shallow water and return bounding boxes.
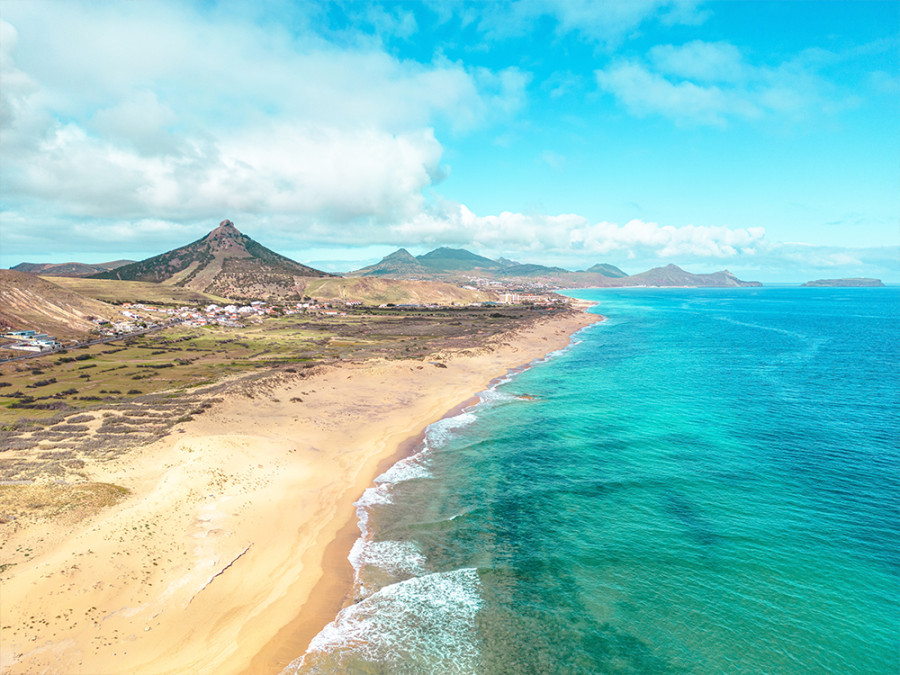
[286,287,900,674]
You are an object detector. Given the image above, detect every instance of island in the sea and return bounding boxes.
[802,278,885,287]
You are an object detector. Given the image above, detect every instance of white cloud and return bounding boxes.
[596,61,758,125]
[649,40,745,82]
[89,91,179,157]
[387,203,767,259]
[363,5,419,40]
[597,40,850,125]
[537,0,708,43]
[5,116,444,223]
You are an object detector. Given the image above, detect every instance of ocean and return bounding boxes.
[285,287,899,674]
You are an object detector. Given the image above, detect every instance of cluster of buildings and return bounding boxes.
[175,302,271,328]
[2,330,62,352]
[497,293,566,305]
[462,275,564,298]
[174,300,354,327]
[91,303,164,336]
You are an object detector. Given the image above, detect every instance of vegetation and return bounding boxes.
[0,482,129,527]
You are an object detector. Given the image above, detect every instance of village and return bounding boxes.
[459,274,567,298]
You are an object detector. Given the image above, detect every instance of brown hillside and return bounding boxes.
[10,260,134,277]
[46,277,230,306]
[296,277,497,305]
[0,271,119,340]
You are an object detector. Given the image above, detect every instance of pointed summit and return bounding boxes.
[203,219,247,252]
[383,248,418,262]
[416,247,500,272]
[91,219,333,299]
[349,248,429,278]
[208,219,238,236]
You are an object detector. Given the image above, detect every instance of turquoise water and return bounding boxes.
[288,287,900,674]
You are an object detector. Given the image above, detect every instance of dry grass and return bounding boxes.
[0,482,130,527]
[44,276,229,305]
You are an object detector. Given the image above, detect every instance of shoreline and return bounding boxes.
[240,424,434,674]
[0,303,601,675]
[250,315,603,673]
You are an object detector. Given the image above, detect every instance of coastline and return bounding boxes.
[0,303,601,675]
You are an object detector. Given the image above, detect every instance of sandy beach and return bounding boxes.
[0,304,600,675]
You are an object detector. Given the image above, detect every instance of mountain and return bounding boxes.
[802,278,885,287]
[618,264,761,287]
[91,220,332,300]
[495,263,569,277]
[349,246,504,278]
[351,247,759,288]
[416,247,501,272]
[0,270,118,339]
[11,260,134,277]
[349,248,431,278]
[584,263,628,278]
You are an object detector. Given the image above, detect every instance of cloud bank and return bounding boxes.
[596,40,853,126]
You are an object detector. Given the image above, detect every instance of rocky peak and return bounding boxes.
[211,219,239,235]
[205,219,245,250]
[384,248,418,262]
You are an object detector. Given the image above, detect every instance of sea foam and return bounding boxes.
[284,569,484,675]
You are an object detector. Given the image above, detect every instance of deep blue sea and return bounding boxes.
[287,287,900,674]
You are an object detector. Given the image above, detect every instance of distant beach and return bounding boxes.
[0,302,600,674]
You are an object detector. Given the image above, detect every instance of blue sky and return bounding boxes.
[0,0,897,281]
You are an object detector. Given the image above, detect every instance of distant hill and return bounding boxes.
[11,260,134,277]
[0,270,119,339]
[350,248,757,288]
[495,263,569,277]
[349,248,431,278]
[583,263,628,278]
[91,220,332,300]
[802,278,884,287]
[416,247,501,272]
[616,264,761,288]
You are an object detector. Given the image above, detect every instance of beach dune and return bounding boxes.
[0,305,600,674]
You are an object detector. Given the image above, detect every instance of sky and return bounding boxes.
[0,0,897,282]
